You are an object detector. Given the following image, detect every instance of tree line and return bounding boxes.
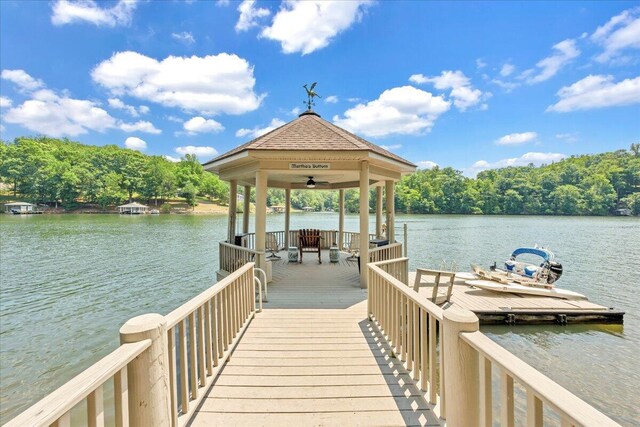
[0,137,229,209]
[1,137,638,215]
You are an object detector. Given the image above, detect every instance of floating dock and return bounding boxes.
[408,272,624,325]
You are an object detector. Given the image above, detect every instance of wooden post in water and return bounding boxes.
[442,306,480,427]
[120,313,171,427]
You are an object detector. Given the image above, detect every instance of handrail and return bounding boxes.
[368,259,446,418]
[462,331,620,427]
[166,262,254,328]
[165,262,256,426]
[368,257,621,427]
[6,340,151,427]
[219,241,262,274]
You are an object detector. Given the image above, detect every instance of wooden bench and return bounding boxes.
[298,229,322,264]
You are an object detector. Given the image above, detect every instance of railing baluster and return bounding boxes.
[53,412,71,427]
[204,301,213,376]
[188,313,198,399]
[527,389,543,427]
[439,319,446,419]
[479,355,492,427]
[501,370,515,427]
[217,292,224,357]
[197,307,205,387]
[213,296,220,365]
[407,299,413,371]
[179,320,189,413]
[412,301,419,381]
[87,384,104,427]
[167,328,178,426]
[420,308,428,392]
[428,314,437,404]
[222,288,229,350]
[400,294,406,361]
[114,366,129,427]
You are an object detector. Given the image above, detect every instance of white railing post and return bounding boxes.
[120,313,171,427]
[442,306,480,427]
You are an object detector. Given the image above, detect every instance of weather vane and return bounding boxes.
[303,82,321,110]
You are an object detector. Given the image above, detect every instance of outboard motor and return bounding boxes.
[547,261,563,284]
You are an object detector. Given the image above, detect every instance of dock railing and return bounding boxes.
[368,241,403,264]
[219,241,262,273]
[7,262,258,427]
[367,258,620,427]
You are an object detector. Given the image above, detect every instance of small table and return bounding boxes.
[288,246,298,262]
[369,238,389,247]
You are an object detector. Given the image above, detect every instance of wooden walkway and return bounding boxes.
[190,253,441,426]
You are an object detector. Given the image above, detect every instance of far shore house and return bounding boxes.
[118,202,149,215]
[4,202,35,214]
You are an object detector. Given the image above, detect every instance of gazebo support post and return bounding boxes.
[376,186,383,238]
[359,161,370,289]
[284,189,291,248]
[338,189,345,250]
[228,180,238,244]
[385,180,395,242]
[255,171,268,271]
[242,185,251,234]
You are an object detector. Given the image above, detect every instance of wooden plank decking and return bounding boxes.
[191,252,440,426]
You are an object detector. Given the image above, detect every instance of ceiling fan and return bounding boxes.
[302,176,329,188]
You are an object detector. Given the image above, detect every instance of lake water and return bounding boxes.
[1,213,639,425]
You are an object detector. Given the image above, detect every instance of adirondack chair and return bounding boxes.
[413,268,455,305]
[298,229,322,264]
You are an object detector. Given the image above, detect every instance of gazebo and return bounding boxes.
[204,110,416,288]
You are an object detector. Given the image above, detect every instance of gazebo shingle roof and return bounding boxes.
[205,111,416,167]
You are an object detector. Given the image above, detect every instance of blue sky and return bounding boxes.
[1,1,638,176]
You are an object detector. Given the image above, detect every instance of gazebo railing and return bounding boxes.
[219,242,262,274]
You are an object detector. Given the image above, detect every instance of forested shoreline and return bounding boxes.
[1,137,638,215]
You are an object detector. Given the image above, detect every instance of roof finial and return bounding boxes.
[303,82,321,111]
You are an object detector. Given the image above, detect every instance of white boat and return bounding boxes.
[466,279,587,300]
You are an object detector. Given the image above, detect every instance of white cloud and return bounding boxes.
[236,0,270,32]
[107,97,148,117]
[333,86,450,138]
[417,160,438,169]
[522,39,580,84]
[1,69,44,91]
[476,58,487,69]
[92,51,264,115]
[591,8,640,63]
[411,70,485,111]
[491,79,520,92]
[546,74,640,112]
[261,1,372,55]
[120,120,161,134]
[3,83,160,137]
[289,106,302,116]
[124,136,147,151]
[216,0,230,6]
[183,116,224,134]
[324,95,339,104]
[172,31,196,44]
[347,97,362,103]
[166,115,183,123]
[236,118,285,138]
[495,131,538,146]
[380,144,401,151]
[467,152,566,176]
[4,90,117,137]
[500,63,515,77]
[175,146,218,158]
[556,132,578,143]
[164,155,181,162]
[0,96,12,108]
[0,124,5,133]
[51,0,137,27]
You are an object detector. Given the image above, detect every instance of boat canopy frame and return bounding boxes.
[510,247,555,262]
